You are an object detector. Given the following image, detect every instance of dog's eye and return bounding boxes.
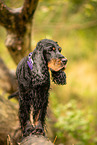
[49,47,56,51]
[53,47,56,51]
[58,48,62,52]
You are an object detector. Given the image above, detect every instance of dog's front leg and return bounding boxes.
[32,98,48,136]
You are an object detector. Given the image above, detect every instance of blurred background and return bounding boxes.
[0,0,97,144]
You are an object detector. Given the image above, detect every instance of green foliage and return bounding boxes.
[51,98,97,144]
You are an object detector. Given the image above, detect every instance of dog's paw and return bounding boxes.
[32,127,45,136]
[23,126,35,137]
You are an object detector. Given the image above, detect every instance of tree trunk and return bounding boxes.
[0,0,39,64]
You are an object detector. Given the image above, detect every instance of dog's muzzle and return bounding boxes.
[48,58,67,71]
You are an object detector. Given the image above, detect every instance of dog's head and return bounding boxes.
[36,39,68,85]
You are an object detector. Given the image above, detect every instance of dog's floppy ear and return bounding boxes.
[51,70,66,85]
[30,40,48,86]
[35,40,47,61]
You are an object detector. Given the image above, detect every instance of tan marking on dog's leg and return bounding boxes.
[34,110,41,126]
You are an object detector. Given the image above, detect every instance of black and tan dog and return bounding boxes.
[9,39,67,137]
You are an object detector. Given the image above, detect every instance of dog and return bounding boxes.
[8,39,67,137]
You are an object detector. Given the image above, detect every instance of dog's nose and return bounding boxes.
[61,58,68,65]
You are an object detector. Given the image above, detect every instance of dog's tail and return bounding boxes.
[8,91,19,99]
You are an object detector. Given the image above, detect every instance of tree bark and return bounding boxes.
[20,135,54,145]
[0,95,20,145]
[7,135,54,145]
[0,0,39,64]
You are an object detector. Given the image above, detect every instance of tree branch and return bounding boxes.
[22,0,38,22]
[20,135,54,145]
[0,0,38,30]
[0,0,13,29]
[7,135,54,145]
